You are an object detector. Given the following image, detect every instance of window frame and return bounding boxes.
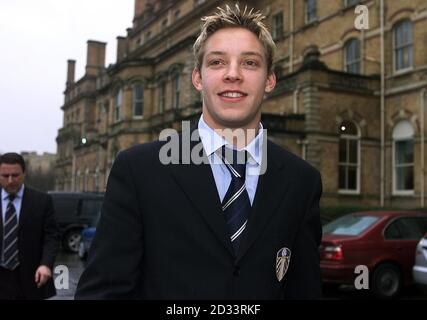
[392,120,415,195]
[272,12,284,40]
[132,83,144,118]
[393,20,413,74]
[338,121,361,194]
[305,0,317,25]
[344,38,361,74]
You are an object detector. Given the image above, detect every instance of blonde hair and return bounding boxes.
[193,3,276,73]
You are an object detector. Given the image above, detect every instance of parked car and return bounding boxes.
[49,191,103,252]
[320,211,427,299]
[78,212,100,260]
[413,233,427,293]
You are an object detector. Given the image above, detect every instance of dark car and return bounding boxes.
[49,191,103,253]
[320,211,427,299]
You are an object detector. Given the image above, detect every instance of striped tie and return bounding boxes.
[2,194,19,270]
[218,146,251,254]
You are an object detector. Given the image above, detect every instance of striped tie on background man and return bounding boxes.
[2,194,19,270]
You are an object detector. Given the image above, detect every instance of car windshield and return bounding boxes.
[323,215,379,236]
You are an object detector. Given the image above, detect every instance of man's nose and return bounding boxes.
[7,176,13,183]
[223,62,242,82]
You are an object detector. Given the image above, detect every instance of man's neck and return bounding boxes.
[202,114,260,149]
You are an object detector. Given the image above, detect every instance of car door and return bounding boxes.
[384,217,427,282]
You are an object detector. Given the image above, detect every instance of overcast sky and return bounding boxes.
[0,0,134,155]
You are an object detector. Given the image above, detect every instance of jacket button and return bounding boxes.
[233,266,240,277]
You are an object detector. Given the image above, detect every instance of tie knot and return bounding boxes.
[220,146,247,179]
[8,194,16,202]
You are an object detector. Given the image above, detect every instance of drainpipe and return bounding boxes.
[421,88,426,207]
[289,0,294,73]
[380,0,385,207]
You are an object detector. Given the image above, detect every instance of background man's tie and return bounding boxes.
[3,194,19,270]
[219,146,251,254]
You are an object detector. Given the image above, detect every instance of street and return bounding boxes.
[50,251,427,300]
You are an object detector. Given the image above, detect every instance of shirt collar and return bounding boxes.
[1,185,25,201]
[198,115,264,166]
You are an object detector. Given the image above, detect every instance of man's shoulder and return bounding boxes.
[267,140,320,178]
[24,187,51,202]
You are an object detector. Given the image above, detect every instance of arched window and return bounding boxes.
[132,83,144,117]
[338,121,360,193]
[393,120,414,193]
[394,20,413,71]
[344,38,360,74]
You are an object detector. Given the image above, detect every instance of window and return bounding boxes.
[159,81,166,113]
[272,12,283,40]
[345,0,360,7]
[393,120,414,193]
[114,89,122,121]
[324,215,379,236]
[338,121,360,192]
[384,217,427,240]
[161,19,168,31]
[344,38,361,74]
[305,0,317,24]
[394,20,413,71]
[132,84,144,117]
[174,10,181,21]
[172,73,180,109]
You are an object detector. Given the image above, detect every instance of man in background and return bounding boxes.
[0,152,60,299]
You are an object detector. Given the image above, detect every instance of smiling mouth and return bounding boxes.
[218,91,248,98]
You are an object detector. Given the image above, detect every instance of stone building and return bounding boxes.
[55,0,427,209]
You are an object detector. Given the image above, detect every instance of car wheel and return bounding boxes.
[372,263,402,299]
[63,229,82,253]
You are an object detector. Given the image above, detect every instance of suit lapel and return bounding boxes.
[236,140,291,262]
[169,130,234,256]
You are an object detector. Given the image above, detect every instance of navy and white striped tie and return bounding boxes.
[2,194,19,270]
[218,146,251,254]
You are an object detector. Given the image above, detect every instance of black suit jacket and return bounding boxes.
[0,187,60,299]
[75,135,322,299]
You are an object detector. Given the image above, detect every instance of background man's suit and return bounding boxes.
[76,134,322,299]
[0,187,59,299]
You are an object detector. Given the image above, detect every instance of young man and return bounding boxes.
[0,153,60,299]
[76,4,322,299]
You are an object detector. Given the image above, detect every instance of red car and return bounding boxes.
[320,211,427,299]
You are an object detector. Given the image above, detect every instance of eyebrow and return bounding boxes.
[206,51,264,59]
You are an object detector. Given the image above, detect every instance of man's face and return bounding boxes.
[0,164,25,195]
[192,27,276,130]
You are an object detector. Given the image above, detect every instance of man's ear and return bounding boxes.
[264,71,276,93]
[192,68,203,91]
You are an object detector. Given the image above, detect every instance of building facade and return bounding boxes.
[55,0,427,209]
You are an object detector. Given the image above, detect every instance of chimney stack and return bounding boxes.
[134,0,146,18]
[85,40,106,76]
[66,60,76,88]
[116,36,128,63]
